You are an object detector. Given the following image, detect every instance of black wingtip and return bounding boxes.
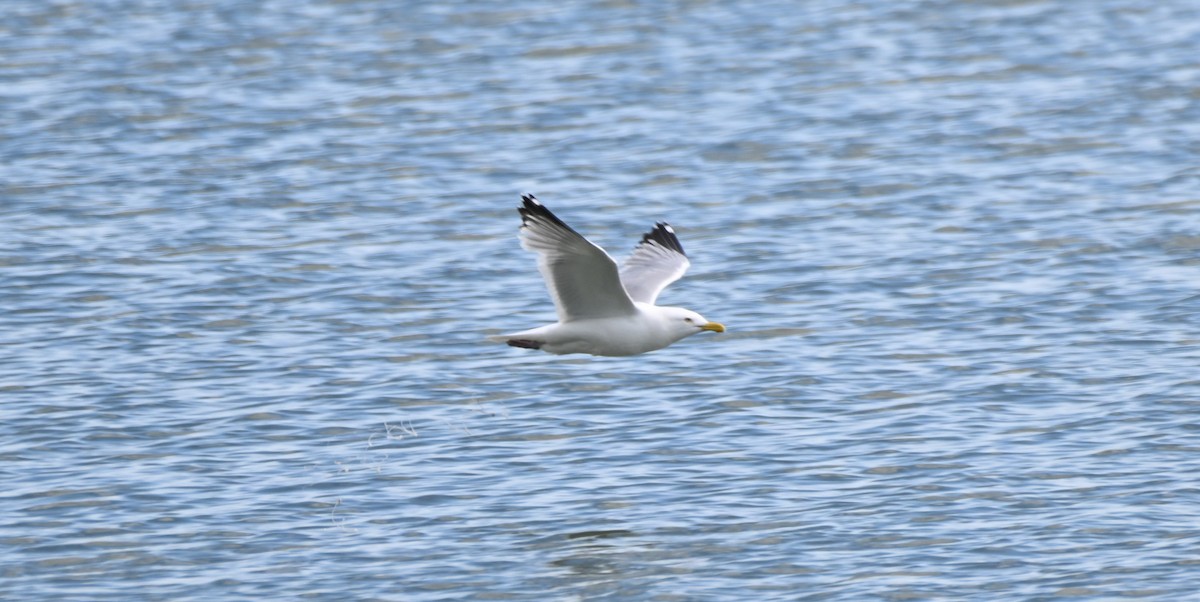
[638,221,686,256]
[517,193,543,222]
[517,193,576,233]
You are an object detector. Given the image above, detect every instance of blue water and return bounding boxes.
[3,0,1200,599]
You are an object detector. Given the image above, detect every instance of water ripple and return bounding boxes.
[4,0,1200,599]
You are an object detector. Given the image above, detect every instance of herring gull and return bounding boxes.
[489,194,725,356]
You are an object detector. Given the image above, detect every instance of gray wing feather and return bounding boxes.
[619,223,691,305]
[517,194,638,321]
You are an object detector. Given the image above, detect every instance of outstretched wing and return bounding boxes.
[619,222,691,305]
[517,194,637,322]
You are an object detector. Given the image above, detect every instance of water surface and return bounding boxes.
[3,0,1200,599]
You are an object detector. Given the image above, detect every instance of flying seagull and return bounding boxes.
[489,194,725,356]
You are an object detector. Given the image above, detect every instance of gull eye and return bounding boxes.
[684,317,694,323]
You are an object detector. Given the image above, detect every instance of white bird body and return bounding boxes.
[494,303,706,356]
[489,194,724,357]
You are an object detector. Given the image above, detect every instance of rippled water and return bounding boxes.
[4,0,1200,599]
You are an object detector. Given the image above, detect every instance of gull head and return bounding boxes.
[661,307,726,341]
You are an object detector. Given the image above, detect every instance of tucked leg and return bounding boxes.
[506,339,543,350]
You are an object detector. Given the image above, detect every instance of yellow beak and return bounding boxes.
[700,322,726,333]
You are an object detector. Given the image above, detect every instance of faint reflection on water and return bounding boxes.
[4,0,1200,600]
